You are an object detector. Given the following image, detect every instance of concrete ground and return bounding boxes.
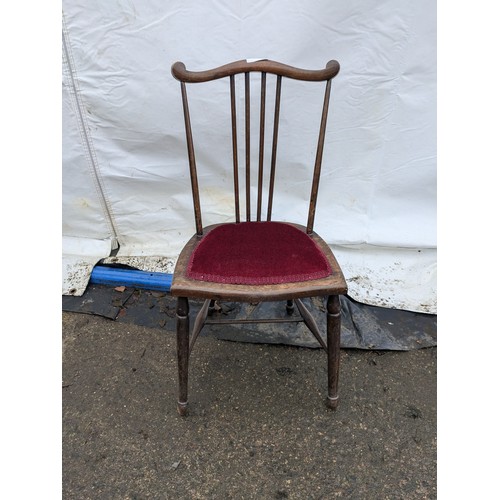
[62,311,436,499]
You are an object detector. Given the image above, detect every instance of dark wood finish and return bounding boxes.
[172,59,340,83]
[174,60,338,233]
[257,72,266,221]
[230,75,240,223]
[179,83,203,236]
[294,298,328,351]
[189,298,211,355]
[245,72,251,221]
[176,297,190,416]
[170,223,347,302]
[171,59,345,413]
[206,317,303,325]
[326,295,341,410]
[267,75,281,221]
[307,79,332,234]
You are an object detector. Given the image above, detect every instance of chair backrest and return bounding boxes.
[171,59,340,236]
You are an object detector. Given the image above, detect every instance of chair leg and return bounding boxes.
[176,297,190,416]
[208,299,216,316]
[326,295,341,410]
[286,299,294,316]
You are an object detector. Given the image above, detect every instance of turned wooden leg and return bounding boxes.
[326,295,341,410]
[176,297,190,416]
[286,299,294,316]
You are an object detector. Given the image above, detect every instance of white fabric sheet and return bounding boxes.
[62,0,436,312]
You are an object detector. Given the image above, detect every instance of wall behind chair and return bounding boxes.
[62,0,436,313]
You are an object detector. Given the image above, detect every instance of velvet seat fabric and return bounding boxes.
[186,222,332,285]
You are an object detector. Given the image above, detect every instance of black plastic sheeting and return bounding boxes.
[62,284,436,351]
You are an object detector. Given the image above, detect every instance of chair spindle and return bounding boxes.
[307,79,332,234]
[257,72,266,221]
[245,72,251,221]
[267,75,282,221]
[230,75,240,223]
[180,82,203,235]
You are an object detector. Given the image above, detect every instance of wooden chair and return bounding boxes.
[170,59,347,415]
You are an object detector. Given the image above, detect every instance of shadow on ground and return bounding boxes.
[63,311,436,499]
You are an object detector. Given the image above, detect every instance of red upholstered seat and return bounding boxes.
[187,222,332,285]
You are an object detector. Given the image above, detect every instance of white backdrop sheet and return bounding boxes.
[62,0,436,313]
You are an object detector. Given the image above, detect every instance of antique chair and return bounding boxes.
[170,59,347,415]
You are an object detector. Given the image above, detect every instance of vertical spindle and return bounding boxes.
[307,79,332,234]
[267,75,282,221]
[180,82,203,235]
[257,72,266,221]
[230,75,240,223]
[245,72,251,221]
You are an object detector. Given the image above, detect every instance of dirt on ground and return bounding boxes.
[62,311,436,499]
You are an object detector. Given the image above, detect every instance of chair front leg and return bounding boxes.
[326,295,341,410]
[176,297,190,416]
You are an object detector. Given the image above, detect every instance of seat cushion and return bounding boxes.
[186,222,332,285]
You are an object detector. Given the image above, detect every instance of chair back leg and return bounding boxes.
[326,295,341,409]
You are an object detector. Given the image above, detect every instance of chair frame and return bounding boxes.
[170,59,347,415]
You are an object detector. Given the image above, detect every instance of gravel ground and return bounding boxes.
[62,311,436,499]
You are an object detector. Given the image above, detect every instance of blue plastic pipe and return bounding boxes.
[90,266,172,292]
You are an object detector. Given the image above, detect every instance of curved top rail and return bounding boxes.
[171,59,340,83]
